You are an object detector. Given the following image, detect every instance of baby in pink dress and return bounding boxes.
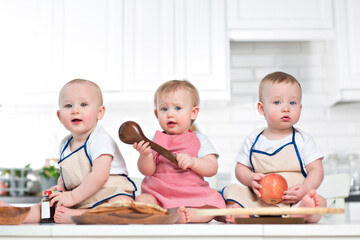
[133,80,225,223]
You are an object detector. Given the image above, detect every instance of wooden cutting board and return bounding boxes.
[71,213,179,225]
[235,217,305,224]
[196,207,344,216]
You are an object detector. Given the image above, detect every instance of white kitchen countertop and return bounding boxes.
[1,222,360,239]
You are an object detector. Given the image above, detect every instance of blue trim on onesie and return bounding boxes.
[249,131,263,171]
[83,136,92,167]
[90,193,135,208]
[59,167,68,191]
[292,131,307,178]
[251,142,293,156]
[58,133,138,207]
[58,134,93,191]
[249,127,307,178]
[90,174,137,208]
[221,186,245,208]
[224,199,245,208]
[124,175,138,192]
[118,174,137,198]
[58,135,92,166]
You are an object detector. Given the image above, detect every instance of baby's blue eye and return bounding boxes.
[175,106,181,111]
[274,101,280,105]
[161,107,167,112]
[65,104,72,108]
[290,101,296,105]
[81,103,87,107]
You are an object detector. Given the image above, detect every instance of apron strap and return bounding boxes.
[249,127,306,177]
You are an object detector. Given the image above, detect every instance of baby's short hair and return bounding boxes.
[258,71,302,101]
[153,80,200,108]
[59,79,103,106]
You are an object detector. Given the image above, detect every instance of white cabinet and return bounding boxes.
[173,0,229,98]
[227,0,332,29]
[0,0,63,104]
[61,0,124,93]
[0,0,229,105]
[227,0,334,41]
[331,0,360,103]
[122,0,229,100]
[122,0,175,93]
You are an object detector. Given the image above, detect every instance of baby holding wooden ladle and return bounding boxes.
[131,80,226,223]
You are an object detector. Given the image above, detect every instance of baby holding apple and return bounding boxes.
[222,71,326,223]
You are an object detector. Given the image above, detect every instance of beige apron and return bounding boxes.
[59,136,136,209]
[223,128,306,208]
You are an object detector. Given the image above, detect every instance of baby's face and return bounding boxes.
[155,89,198,135]
[57,83,103,138]
[259,81,302,133]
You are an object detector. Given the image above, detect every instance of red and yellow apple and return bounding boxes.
[259,173,288,205]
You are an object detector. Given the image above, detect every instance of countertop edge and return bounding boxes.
[1,223,360,238]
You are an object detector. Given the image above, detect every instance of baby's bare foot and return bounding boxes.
[300,189,320,208]
[176,206,190,223]
[294,189,321,223]
[54,205,86,224]
[226,203,249,223]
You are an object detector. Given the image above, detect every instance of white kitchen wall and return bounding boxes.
[1,41,360,188]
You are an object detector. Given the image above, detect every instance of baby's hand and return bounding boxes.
[176,153,195,170]
[48,184,64,192]
[282,184,306,204]
[50,191,75,207]
[48,185,58,192]
[133,140,152,157]
[251,173,265,198]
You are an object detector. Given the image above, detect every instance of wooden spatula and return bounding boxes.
[118,121,178,165]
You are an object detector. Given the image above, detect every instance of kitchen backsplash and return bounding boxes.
[1,41,360,186]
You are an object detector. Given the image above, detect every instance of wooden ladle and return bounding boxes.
[118,121,178,165]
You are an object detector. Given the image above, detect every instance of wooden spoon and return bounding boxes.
[118,121,178,165]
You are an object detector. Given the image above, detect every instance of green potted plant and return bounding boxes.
[0,164,32,196]
[1,163,31,178]
[39,165,60,190]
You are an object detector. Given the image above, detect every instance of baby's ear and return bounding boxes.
[56,110,62,122]
[191,106,199,120]
[97,105,106,120]
[257,102,265,116]
[154,109,158,119]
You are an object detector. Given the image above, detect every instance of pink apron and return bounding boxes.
[141,131,225,209]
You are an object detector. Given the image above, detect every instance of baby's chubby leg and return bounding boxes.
[23,203,41,223]
[0,200,41,223]
[135,193,158,205]
[134,195,216,224]
[54,195,134,224]
[170,207,214,223]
